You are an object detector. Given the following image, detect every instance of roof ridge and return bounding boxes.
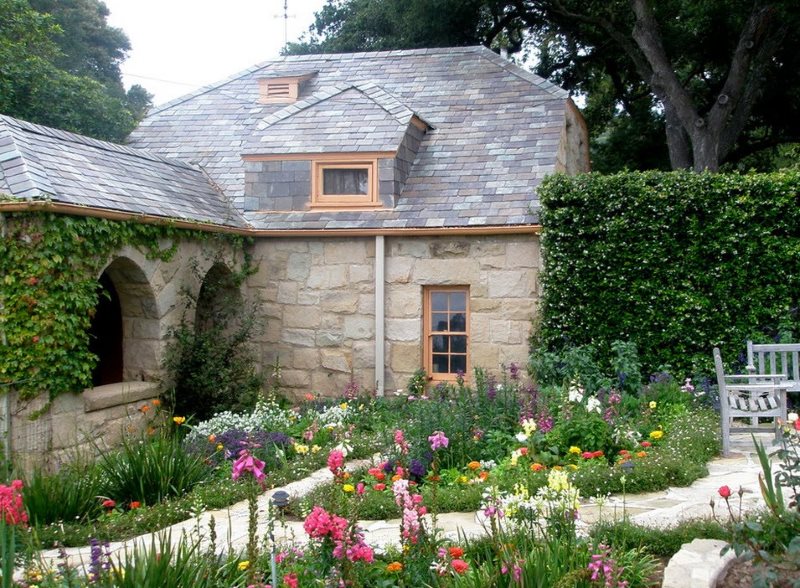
[255,81,428,131]
[0,122,55,199]
[474,46,569,99]
[0,114,200,171]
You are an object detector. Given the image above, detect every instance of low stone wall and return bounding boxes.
[3,381,160,474]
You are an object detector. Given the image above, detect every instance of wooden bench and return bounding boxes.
[713,347,788,457]
[746,341,800,396]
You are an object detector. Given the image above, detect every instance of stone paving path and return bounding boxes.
[33,433,775,578]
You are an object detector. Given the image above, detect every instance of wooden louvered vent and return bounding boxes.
[258,73,315,104]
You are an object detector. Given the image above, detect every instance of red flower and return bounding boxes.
[581,451,594,459]
[451,559,469,574]
[373,483,386,492]
[592,450,604,458]
[129,501,141,510]
[519,447,528,456]
[641,441,652,448]
[102,499,116,509]
[718,485,732,499]
[283,573,299,588]
[449,547,464,558]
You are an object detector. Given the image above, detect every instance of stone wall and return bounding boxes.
[248,233,540,397]
[4,382,160,474]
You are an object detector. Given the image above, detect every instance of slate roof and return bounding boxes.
[131,46,571,230]
[0,115,246,227]
[243,82,430,155]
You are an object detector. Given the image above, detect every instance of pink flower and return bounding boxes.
[327,450,345,475]
[283,573,298,588]
[356,482,365,495]
[451,559,469,574]
[0,480,28,526]
[394,429,409,454]
[232,450,266,484]
[303,506,347,541]
[373,483,386,491]
[718,485,732,499]
[428,430,449,451]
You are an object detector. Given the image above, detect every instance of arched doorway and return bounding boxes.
[89,272,123,386]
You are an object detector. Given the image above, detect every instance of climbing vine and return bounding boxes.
[0,212,249,402]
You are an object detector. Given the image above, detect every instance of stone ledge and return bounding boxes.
[662,539,735,588]
[83,381,159,412]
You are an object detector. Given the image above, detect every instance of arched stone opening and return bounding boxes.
[195,263,242,334]
[90,257,160,383]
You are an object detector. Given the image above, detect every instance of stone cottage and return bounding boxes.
[0,46,588,463]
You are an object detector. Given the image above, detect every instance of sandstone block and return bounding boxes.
[316,331,344,347]
[287,253,311,281]
[281,369,311,388]
[292,348,319,369]
[343,316,373,340]
[277,281,298,304]
[349,264,373,283]
[297,290,321,305]
[321,349,351,373]
[283,305,321,328]
[386,318,421,342]
[282,328,316,347]
[430,240,470,258]
[83,382,159,412]
[321,291,359,314]
[385,257,414,284]
[386,286,422,318]
[325,241,367,264]
[487,270,534,298]
[412,260,479,285]
[389,343,422,373]
[390,241,429,258]
[307,265,348,289]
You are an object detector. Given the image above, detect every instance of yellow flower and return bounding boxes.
[458,475,468,484]
[238,560,250,571]
[568,464,578,471]
[568,446,581,455]
[649,401,657,409]
[649,430,664,440]
[216,443,224,451]
[173,416,186,425]
[294,444,309,454]
[340,402,348,410]
[311,444,321,453]
[343,484,355,493]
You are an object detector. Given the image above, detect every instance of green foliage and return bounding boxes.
[537,171,800,377]
[97,430,212,506]
[163,256,263,421]
[21,457,102,526]
[0,0,151,140]
[591,518,727,557]
[0,212,245,402]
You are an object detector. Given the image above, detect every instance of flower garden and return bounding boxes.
[1,351,747,588]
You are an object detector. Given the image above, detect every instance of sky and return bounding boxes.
[103,0,328,106]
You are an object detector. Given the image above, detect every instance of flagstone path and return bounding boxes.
[32,432,777,587]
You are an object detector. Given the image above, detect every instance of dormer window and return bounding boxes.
[311,159,379,208]
[258,72,316,104]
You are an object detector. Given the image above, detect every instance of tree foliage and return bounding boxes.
[0,0,151,142]
[287,0,799,173]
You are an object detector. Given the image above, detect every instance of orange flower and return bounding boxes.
[304,393,315,402]
[386,561,403,573]
[530,462,545,472]
[139,405,150,413]
[129,501,141,510]
[449,547,464,558]
[636,450,647,458]
[391,474,402,482]
[208,434,216,443]
[467,461,481,471]
[151,399,161,407]
[479,471,489,481]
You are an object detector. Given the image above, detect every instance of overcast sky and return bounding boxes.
[104,0,328,106]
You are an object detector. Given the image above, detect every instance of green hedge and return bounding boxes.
[536,171,800,376]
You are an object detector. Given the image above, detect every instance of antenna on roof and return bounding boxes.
[274,0,296,50]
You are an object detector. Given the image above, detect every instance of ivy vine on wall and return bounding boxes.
[0,212,249,402]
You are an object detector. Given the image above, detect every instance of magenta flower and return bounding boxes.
[394,429,409,454]
[428,430,449,451]
[231,450,266,483]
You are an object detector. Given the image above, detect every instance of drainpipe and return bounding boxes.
[374,236,385,397]
[0,212,9,464]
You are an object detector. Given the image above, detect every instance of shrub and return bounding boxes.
[591,518,728,557]
[98,432,212,506]
[537,170,800,376]
[22,457,103,525]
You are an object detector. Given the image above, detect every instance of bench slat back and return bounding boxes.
[747,342,800,386]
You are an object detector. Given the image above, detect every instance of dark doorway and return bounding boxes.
[89,272,123,386]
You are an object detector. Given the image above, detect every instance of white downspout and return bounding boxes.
[374,236,385,397]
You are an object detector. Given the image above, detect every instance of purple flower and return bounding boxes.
[409,459,427,479]
[428,430,449,451]
[487,375,497,401]
[509,362,520,380]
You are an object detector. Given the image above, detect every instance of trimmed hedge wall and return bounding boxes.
[536,171,800,376]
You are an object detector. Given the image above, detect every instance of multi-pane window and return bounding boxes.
[424,287,469,380]
[311,161,378,208]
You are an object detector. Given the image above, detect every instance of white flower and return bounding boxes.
[789,412,799,423]
[586,396,601,413]
[515,432,529,443]
[568,383,584,404]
